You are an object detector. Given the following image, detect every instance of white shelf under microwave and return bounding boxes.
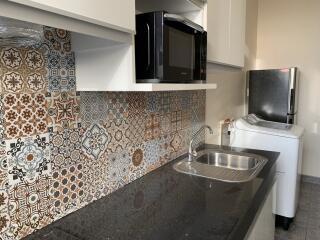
[131,83,217,91]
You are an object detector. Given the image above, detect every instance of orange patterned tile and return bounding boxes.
[0,47,46,94]
[47,91,81,132]
[51,164,84,220]
[3,93,47,139]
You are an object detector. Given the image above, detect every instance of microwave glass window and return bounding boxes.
[168,27,195,72]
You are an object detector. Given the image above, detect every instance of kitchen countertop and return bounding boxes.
[24,144,278,240]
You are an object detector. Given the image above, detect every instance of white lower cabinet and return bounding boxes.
[245,182,276,240]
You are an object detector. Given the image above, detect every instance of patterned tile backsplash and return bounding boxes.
[0,27,206,239]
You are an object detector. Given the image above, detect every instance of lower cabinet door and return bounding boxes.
[246,182,276,240]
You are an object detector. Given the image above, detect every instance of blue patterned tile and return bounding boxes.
[6,133,51,185]
[179,91,191,110]
[146,92,160,113]
[47,51,76,92]
[145,139,163,165]
[50,128,84,170]
[159,92,171,114]
[42,26,75,92]
[106,151,131,189]
[80,92,108,128]
[82,124,109,160]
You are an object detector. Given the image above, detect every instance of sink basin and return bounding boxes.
[196,151,260,170]
[173,149,267,182]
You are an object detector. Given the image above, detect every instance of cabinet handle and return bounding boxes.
[146,22,151,70]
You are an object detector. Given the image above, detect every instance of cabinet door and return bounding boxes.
[229,0,246,67]
[207,0,231,64]
[9,0,135,33]
[246,183,276,240]
[206,0,246,67]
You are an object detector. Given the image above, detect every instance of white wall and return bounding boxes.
[256,0,320,177]
[205,65,245,144]
[206,0,259,144]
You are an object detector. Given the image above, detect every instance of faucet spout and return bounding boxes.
[188,125,213,161]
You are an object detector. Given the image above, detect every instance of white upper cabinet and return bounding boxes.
[206,0,246,68]
[9,0,135,33]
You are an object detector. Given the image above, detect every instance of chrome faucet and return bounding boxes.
[188,125,213,161]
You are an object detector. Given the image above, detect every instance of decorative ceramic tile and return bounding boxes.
[47,91,81,132]
[104,118,130,154]
[41,27,75,92]
[191,90,206,124]
[128,144,146,182]
[181,110,192,129]
[0,96,4,141]
[0,47,46,94]
[171,110,182,132]
[42,27,71,55]
[46,51,76,92]
[159,92,171,114]
[3,93,47,139]
[125,115,147,144]
[127,92,146,119]
[146,92,160,113]
[80,92,108,128]
[6,134,51,185]
[144,138,163,165]
[170,92,181,111]
[144,113,161,141]
[0,233,14,240]
[0,142,8,189]
[50,128,83,170]
[80,156,109,205]
[105,92,129,121]
[106,151,131,189]
[179,91,191,110]
[51,164,84,220]
[8,175,53,239]
[169,131,183,154]
[0,48,22,70]
[145,136,170,172]
[160,113,172,136]
[82,124,109,160]
[0,189,10,235]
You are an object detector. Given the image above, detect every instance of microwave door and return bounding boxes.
[163,14,204,83]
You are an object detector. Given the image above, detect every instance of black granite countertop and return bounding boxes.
[25,144,278,240]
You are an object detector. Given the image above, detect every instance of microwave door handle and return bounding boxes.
[164,13,204,32]
[146,22,151,69]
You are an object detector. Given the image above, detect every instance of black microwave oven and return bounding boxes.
[135,11,207,83]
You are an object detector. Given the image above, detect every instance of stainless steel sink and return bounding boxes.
[173,149,267,182]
